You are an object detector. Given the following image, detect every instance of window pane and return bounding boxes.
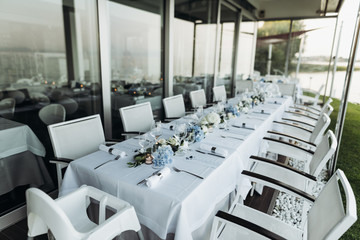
[108,0,163,138]
[174,0,218,108]
[0,0,101,214]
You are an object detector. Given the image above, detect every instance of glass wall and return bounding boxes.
[237,20,257,80]
[291,18,337,96]
[216,3,237,97]
[0,0,101,215]
[174,0,219,108]
[108,0,163,138]
[254,20,291,78]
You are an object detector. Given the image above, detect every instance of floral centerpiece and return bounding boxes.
[251,92,265,106]
[225,106,240,119]
[237,97,251,113]
[152,145,174,168]
[186,125,205,143]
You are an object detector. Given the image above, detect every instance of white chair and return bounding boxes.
[119,102,154,139]
[26,185,144,240]
[210,169,357,240]
[269,112,331,148]
[212,85,227,102]
[277,82,296,99]
[235,80,253,94]
[0,97,15,119]
[298,84,324,106]
[8,89,26,105]
[290,98,333,120]
[251,130,337,196]
[58,97,79,115]
[39,104,66,125]
[48,114,109,189]
[282,98,334,126]
[189,89,207,109]
[162,94,186,121]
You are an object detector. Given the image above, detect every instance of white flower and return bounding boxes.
[200,118,208,126]
[167,137,178,146]
[242,107,249,113]
[227,112,234,119]
[201,125,208,134]
[206,112,221,125]
[158,138,167,145]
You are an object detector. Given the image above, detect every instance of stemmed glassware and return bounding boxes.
[150,121,162,142]
[174,123,187,156]
[138,133,150,153]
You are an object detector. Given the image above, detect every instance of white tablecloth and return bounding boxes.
[0,118,45,158]
[60,96,292,240]
[0,118,52,195]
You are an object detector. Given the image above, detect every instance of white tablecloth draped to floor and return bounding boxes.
[60,96,292,240]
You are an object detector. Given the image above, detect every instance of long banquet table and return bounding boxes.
[60,96,292,240]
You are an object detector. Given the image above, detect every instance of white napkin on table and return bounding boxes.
[199,143,228,157]
[146,167,171,188]
[99,144,126,158]
[232,119,257,130]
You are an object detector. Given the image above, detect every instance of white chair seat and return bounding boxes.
[26,185,144,240]
[217,203,303,240]
[210,169,357,240]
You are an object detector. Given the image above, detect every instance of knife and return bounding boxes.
[137,170,160,185]
[195,149,225,158]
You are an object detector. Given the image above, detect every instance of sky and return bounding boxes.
[302,0,360,58]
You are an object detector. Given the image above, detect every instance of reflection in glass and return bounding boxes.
[108,0,163,139]
[174,0,219,109]
[0,0,101,215]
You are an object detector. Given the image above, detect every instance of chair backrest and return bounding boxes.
[309,113,331,144]
[319,98,333,116]
[39,104,66,125]
[189,89,207,108]
[235,80,253,94]
[277,83,296,98]
[309,130,337,176]
[307,169,357,240]
[7,90,26,105]
[58,97,78,115]
[212,85,227,102]
[162,94,186,118]
[0,97,15,119]
[119,102,154,133]
[48,114,105,160]
[26,187,80,239]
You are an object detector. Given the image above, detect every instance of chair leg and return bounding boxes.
[137,230,145,240]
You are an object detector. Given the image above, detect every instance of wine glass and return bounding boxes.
[138,133,149,153]
[150,121,162,141]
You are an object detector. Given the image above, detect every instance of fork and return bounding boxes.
[94,155,121,169]
[172,167,204,179]
[220,135,244,141]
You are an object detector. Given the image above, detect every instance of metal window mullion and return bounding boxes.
[164,0,174,97]
[231,10,242,97]
[331,2,360,174]
[97,0,112,138]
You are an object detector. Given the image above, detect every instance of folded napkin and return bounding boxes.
[232,119,257,130]
[146,167,171,188]
[199,143,228,157]
[99,144,126,158]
